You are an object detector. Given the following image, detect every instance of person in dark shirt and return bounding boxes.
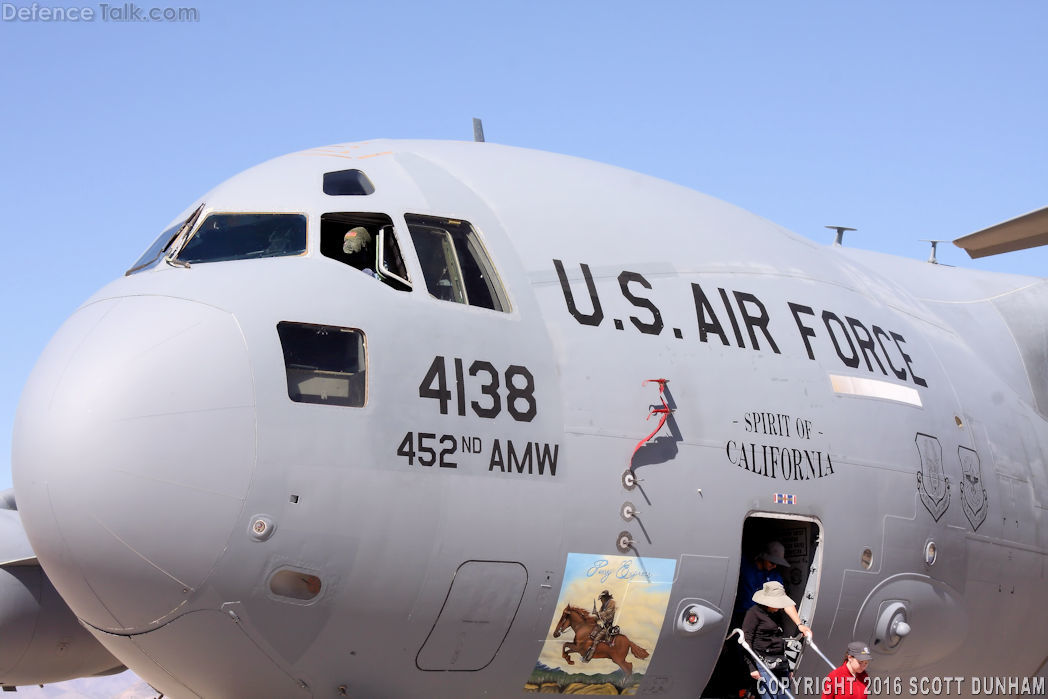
[742,581,795,699]
[737,541,810,636]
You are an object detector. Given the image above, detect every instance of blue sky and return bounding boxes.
[1,1,1045,694]
[4,0,1047,489]
[3,1,1047,495]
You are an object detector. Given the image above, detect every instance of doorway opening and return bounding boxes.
[701,513,823,698]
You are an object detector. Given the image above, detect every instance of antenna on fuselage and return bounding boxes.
[920,239,947,264]
[472,118,485,143]
[826,225,857,247]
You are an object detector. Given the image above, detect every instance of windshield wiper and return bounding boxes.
[164,203,206,269]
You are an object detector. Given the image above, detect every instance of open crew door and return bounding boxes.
[702,514,823,698]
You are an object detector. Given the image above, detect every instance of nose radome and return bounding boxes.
[13,296,256,633]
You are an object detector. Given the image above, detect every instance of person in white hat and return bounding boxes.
[821,641,872,698]
[742,581,795,699]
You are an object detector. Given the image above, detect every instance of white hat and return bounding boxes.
[752,581,795,608]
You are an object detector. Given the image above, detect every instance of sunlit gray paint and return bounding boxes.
[11,140,1048,697]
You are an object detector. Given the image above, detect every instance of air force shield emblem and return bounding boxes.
[915,433,950,521]
[958,446,987,530]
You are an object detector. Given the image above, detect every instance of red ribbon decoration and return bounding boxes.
[629,378,671,468]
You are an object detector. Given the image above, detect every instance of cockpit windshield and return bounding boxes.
[126,220,185,275]
[177,213,307,264]
[126,203,204,275]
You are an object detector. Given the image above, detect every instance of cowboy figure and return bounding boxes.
[584,590,617,661]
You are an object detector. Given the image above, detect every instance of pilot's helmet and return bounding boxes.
[343,226,372,254]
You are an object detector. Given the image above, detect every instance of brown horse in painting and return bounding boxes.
[552,604,650,684]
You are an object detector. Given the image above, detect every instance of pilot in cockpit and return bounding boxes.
[342,226,378,278]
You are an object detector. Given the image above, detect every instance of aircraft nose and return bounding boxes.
[13,296,256,633]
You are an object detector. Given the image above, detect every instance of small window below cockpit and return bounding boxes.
[178,213,306,264]
[405,214,509,312]
[321,212,411,291]
[277,322,366,407]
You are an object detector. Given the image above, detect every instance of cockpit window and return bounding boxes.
[405,214,509,312]
[321,212,410,291]
[277,322,366,407]
[177,213,306,264]
[126,203,204,275]
[323,169,375,196]
[127,220,184,275]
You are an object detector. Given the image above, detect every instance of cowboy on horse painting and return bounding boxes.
[586,590,619,661]
[524,553,677,693]
[552,602,649,683]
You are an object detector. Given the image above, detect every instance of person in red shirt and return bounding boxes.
[821,641,871,699]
